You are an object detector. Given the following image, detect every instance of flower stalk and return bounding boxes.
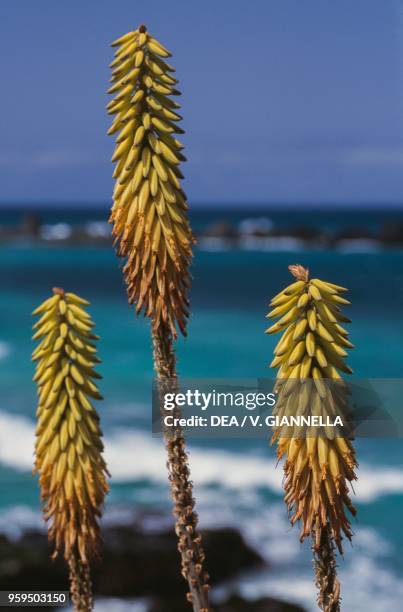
[32,288,109,611]
[312,524,341,612]
[266,264,357,610]
[107,25,210,611]
[152,322,210,611]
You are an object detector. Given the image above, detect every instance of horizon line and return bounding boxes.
[0,200,403,210]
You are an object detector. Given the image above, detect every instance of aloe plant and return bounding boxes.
[33,288,108,612]
[107,25,210,612]
[266,265,357,611]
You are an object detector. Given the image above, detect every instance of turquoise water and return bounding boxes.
[1,218,403,609]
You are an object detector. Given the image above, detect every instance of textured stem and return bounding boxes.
[68,555,93,612]
[312,524,341,612]
[152,320,211,612]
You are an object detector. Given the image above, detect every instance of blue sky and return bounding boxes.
[1,0,403,206]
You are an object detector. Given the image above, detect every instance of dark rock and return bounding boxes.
[20,213,41,237]
[286,225,323,241]
[93,526,262,598]
[216,594,305,612]
[0,525,306,611]
[0,525,262,599]
[202,221,238,240]
[379,220,403,244]
[0,529,67,592]
[238,217,273,237]
[20,212,41,237]
[149,594,305,612]
[334,226,374,241]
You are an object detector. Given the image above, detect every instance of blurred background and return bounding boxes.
[1,1,403,611]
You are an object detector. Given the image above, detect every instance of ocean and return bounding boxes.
[1,207,403,611]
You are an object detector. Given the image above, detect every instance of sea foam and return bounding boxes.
[0,341,11,359]
[0,410,402,504]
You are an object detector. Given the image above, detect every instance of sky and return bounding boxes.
[1,0,403,207]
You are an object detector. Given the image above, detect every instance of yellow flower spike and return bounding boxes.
[107,24,194,340]
[267,265,357,612]
[33,288,109,612]
[107,25,210,612]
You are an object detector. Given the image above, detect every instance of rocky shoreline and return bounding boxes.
[2,212,403,250]
[197,218,403,249]
[0,522,304,611]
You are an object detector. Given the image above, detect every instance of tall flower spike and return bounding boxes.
[108,24,193,339]
[266,265,357,612]
[33,288,109,612]
[108,26,210,612]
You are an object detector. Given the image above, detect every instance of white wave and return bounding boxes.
[85,221,110,238]
[237,560,403,612]
[50,428,403,504]
[240,236,307,251]
[0,412,35,469]
[213,518,402,612]
[233,573,316,611]
[0,341,11,359]
[336,238,381,253]
[40,223,72,240]
[339,556,403,612]
[105,429,285,493]
[355,464,403,502]
[197,237,233,251]
[1,411,403,504]
[238,217,273,234]
[0,506,44,540]
[198,235,309,252]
